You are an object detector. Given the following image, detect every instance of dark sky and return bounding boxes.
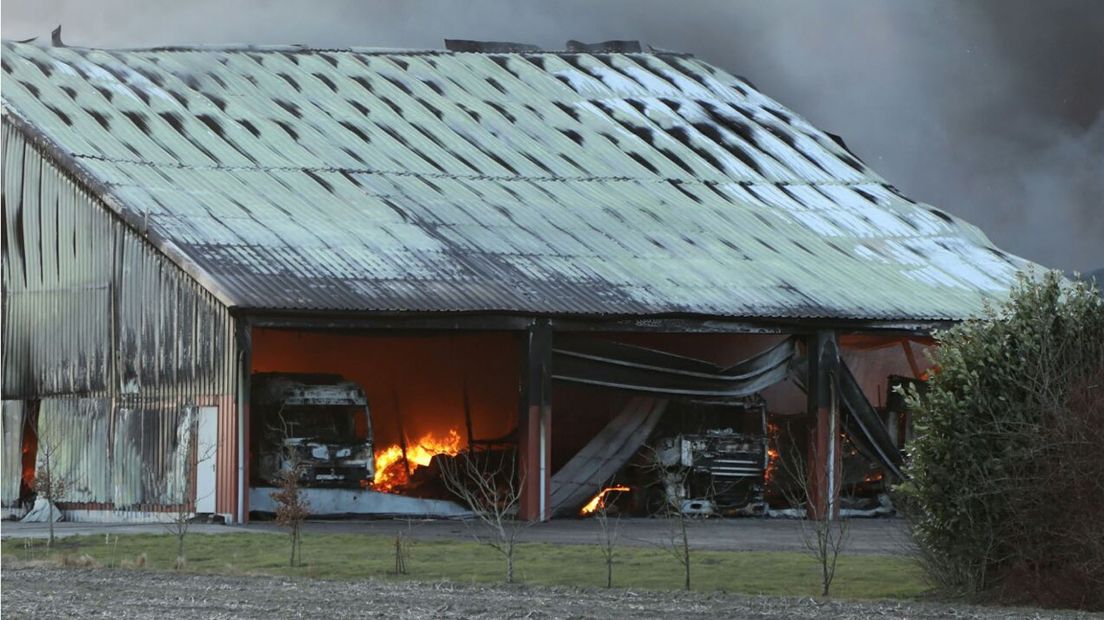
[4,0,1102,272]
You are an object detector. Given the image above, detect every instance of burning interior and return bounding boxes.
[247,328,517,516]
[245,327,922,520]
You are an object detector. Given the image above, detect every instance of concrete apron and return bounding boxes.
[248,487,472,519]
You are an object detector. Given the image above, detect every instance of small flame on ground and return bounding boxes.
[373,429,463,493]
[580,485,631,515]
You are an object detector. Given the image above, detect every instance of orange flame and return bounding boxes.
[764,423,780,484]
[580,485,631,515]
[373,429,463,493]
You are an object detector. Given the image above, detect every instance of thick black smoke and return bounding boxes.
[4,0,1102,271]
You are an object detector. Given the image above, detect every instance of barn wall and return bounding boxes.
[0,400,27,515]
[1,121,241,519]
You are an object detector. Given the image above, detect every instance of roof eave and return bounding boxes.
[239,306,957,335]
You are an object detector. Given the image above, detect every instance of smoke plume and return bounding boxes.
[4,0,1101,271]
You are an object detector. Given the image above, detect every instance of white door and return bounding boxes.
[195,407,218,514]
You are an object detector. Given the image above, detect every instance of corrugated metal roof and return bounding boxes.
[0,42,1033,320]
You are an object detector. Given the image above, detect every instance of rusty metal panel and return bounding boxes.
[1,43,1034,322]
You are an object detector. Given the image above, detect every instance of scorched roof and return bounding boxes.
[0,41,1032,320]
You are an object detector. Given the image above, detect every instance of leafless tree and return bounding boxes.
[438,448,526,584]
[642,443,695,591]
[392,520,414,575]
[592,490,621,588]
[32,422,68,547]
[777,429,850,597]
[147,413,217,570]
[270,415,310,567]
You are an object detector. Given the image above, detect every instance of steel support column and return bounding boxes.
[806,330,842,520]
[518,319,552,521]
[235,319,252,524]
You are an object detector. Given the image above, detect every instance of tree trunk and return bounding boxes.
[177,531,186,566]
[506,548,514,584]
[290,529,297,567]
[821,549,830,596]
[681,517,691,591]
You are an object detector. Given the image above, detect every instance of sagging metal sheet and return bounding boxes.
[839,362,906,480]
[550,397,668,517]
[790,357,906,480]
[551,337,797,398]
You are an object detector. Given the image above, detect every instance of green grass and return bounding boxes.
[2,532,926,599]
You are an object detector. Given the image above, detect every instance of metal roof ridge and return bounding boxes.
[0,39,692,57]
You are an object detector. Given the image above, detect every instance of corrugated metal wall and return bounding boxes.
[1,121,241,518]
[32,399,192,509]
[1,400,26,512]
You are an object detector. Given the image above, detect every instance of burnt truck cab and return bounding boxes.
[250,373,374,488]
[647,397,769,516]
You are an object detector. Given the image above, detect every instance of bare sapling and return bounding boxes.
[592,488,621,588]
[392,520,414,575]
[644,444,695,591]
[271,414,310,567]
[104,533,120,568]
[438,447,527,584]
[32,423,68,548]
[777,424,850,597]
[149,414,217,570]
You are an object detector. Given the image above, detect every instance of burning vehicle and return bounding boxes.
[638,398,769,516]
[571,398,770,518]
[250,373,374,488]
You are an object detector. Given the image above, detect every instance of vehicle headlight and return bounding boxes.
[310,445,329,460]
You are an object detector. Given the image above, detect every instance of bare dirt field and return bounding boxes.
[1,565,1091,620]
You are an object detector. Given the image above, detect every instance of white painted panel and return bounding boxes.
[195,407,218,514]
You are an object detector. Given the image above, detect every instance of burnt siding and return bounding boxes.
[1,121,240,516]
[0,401,24,508]
[2,121,237,399]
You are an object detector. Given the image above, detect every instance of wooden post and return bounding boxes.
[806,330,842,520]
[462,381,475,449]
[518,319,553,521]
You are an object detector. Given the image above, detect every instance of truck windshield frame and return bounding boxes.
[275,405,367,444]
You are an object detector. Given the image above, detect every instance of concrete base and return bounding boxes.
[249,487,472,518]
[53,510,220,524]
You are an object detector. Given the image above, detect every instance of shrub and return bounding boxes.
[898,271,1104,610]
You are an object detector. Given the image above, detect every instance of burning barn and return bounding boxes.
[1,38,1034,523]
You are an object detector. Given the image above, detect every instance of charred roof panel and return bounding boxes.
[0,42,1034,320]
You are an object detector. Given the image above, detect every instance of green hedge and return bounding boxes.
[899,271,1104,609]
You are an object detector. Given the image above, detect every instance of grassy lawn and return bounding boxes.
[2,532,926,599]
